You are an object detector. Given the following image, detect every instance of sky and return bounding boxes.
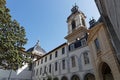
[6,0,100,52]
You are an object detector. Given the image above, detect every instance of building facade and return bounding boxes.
[32,5,95,80]
[1,2,120,80]
[95,0,120,62]
[88,18,120,80]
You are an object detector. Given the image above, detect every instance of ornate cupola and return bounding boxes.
[65,4,88,47]
[71,4,79,14]
[27,40,46,60]
[66,4,87,35]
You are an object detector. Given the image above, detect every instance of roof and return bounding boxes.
[67,5,85,22]
[35,42,67,61]
[89,17,103,29]
[27,47,34,52]
[27,41,46,54]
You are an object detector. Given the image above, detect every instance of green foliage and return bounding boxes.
[0,0,11,23]
[47,76,52,80]
[53,77,59,80]
[0,0,30,70]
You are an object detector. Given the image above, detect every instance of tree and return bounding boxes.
[47,76,52,80]
[0,0,30,70]
[0,0,11,23]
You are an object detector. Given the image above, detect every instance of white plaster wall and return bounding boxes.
[33,45,94,80]
[0,64,32,80]
[33,45,68,80]
[69,46,93,71]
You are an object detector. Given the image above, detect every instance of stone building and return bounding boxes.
[88,18,120,80]
[1,2,120,80]
[32,5,95,80]
[94,0,120,62]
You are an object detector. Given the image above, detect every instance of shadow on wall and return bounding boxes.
[0,63,32,80]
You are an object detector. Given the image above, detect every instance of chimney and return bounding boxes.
[89,18,96,29]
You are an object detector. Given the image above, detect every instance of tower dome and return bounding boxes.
[27,40,46,57]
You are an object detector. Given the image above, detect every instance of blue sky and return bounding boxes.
[6,0,100,52]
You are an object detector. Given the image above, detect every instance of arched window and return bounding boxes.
[49,64,51,73]
[47,76,52,80]
[72,20,76,30]
[83,52,90,64]
[71,56,76,67]
[82,18,85,26]
[61,76,68,80]
[84,73,95,80]
[62,59,65,69]
[55,62,58,71]
[53,77,59,80]
[40,67,42,75]
[71,75,80,80]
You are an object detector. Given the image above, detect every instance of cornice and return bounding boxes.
[65,27,87,40]
[87,22,104,43]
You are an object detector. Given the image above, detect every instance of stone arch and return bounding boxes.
[84,73,95,80]
[61,76,68,80]
[99,62,114,80]
[71,74,80,80]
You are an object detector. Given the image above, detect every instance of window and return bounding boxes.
[94,38,100,51]
[41,59,43,64]
[62,59,65,69]
[44,66,46,73]
[74,40,81,48]
[38,61,39,66]
[49,64,51,73]
[81,39,86,46]
[36,69,38,76]
[35,62,36,66]
[45,57,47,62]
[40,68,42,75]
[69,43,75,51]
[50,54,52,60]
[72,20,76,30]
[55,51,58,58]
[71,56,76,67]
[83,52,90,64]
[62,47,65,54]
[82,18,85,26]
[55,62,58,71]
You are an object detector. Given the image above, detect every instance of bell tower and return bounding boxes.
[65,4,88,51]
[66,4,87,35]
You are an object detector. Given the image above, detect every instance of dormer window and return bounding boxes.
[72,20,76,30]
